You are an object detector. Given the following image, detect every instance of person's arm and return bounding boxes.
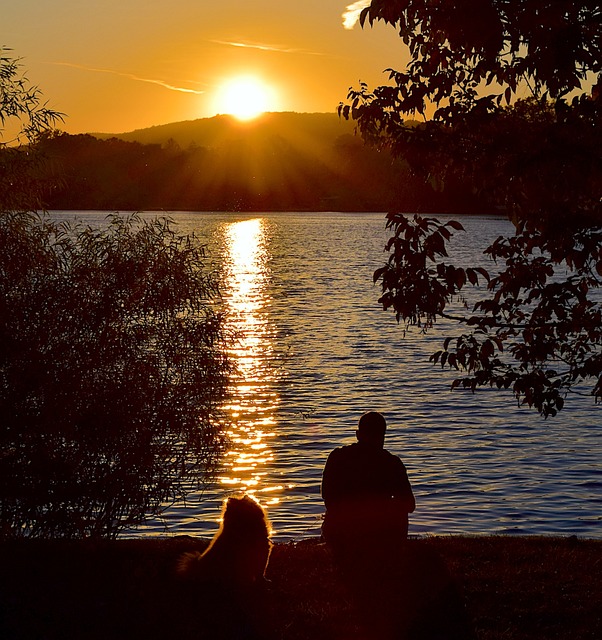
[392,457,416,513]
[321,448,343,509]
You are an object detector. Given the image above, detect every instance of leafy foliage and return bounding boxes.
[347,0,601,121]
[0,47,64,211]
[378,213,602,417]
[0,47,63,145]
[0,213,232,538]
[343,1,602,416]
[0,49,233,538]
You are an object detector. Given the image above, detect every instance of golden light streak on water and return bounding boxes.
[218,218,283,515]
[53,212,602,540]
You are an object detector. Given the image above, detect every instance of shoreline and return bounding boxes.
[2,535,600,639]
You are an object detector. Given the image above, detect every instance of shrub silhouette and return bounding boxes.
[0,212,232,538]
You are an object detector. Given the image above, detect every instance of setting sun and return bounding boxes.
[214,76,277,121]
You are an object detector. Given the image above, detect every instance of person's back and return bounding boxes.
[321,412,415,560]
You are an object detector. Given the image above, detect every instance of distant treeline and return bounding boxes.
[36,113,488,213]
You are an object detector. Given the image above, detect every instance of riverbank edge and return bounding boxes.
[2,534,600,639]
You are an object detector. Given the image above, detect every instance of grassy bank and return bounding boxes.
[1,535,600,639]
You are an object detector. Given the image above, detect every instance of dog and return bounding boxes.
[177,494,272,589]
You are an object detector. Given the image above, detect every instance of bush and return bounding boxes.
[0,212,232,538]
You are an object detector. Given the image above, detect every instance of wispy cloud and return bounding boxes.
[342,1,371,30]
[211,39,324,56]
[49,62,205,94]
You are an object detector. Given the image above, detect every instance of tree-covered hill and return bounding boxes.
[92,112,354,151]
[38,112,486,212]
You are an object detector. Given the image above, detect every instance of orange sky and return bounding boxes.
[4,1,407,134]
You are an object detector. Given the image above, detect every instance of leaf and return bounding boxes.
[475,267,491,282]
[439,225,451,241]
[454,268,467,289]
[373,266,387,283]
[445,220,464,231]
[480,340,494,359]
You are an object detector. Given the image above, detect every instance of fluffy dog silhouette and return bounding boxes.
[178,494,272,588]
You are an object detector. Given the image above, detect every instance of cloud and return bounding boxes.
[49,62,205,94]
[342,1,372,30]
[211,39,324,56]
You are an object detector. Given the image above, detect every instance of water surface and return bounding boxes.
[54,211,602,540]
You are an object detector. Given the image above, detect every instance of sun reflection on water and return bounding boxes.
[219,218,283,513]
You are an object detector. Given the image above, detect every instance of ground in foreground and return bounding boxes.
[0,535,600,639]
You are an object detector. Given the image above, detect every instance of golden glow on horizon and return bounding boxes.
[214,76,278,120]
[7,2,410,133]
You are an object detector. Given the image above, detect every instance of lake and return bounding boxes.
[53,211,602,540]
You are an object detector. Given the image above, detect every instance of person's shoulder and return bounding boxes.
[326,445,342,460]
[327,443,357,461]
[383,448,404,465]
[329,443,355,456]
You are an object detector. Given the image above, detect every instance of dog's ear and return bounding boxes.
[222,495,247,525]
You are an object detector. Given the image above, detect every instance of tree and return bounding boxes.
[342,1,602,416]
[0,46,64,211]
[0,49,232,538]
[0,213,232,538]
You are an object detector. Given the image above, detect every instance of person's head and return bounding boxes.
[356,411,387,449]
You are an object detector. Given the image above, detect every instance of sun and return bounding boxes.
[214,76,276,121]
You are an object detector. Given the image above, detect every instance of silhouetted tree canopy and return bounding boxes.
[0,47,64,211]
[343,1,602,416]
[351,0,600,116]
[0,51,232,538]
[33,120,427,213]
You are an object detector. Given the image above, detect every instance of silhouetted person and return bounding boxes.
[321,411,415,566]
[322,413,475,640]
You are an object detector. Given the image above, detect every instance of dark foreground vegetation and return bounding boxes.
[0,212,231,539]
[345,1,602,417]
[1,535,600,640]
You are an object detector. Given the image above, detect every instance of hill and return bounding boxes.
[92,111,356,150]
[37,112,488,212]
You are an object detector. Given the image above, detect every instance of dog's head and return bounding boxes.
[222,494,271,538]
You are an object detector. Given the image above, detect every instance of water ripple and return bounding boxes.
[54,211,602,540]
